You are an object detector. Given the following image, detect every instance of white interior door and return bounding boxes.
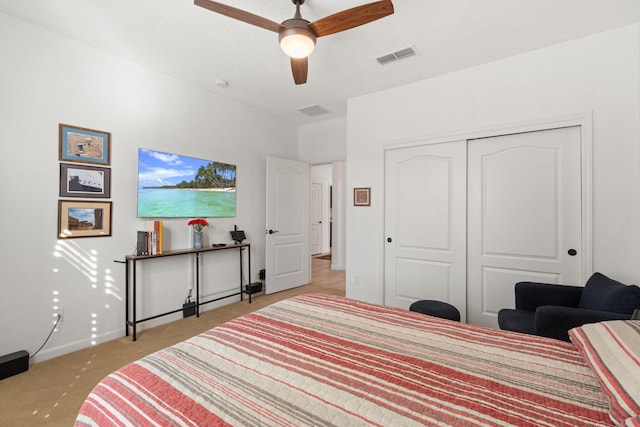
[384,141,468,320]
[310,183,322,255]
[467,126,582,327]
[265,157,310,294]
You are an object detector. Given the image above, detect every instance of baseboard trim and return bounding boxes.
[31,329,122,363]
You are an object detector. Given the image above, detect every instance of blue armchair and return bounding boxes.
[498,273,640,342]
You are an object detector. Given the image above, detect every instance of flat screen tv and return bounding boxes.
[137,148,236,218]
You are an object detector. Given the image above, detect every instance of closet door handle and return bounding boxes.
[387,237,392,243]
[568,249,577,256]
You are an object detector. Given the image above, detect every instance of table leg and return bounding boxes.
[125,260,129,337]
[132,259,137,341]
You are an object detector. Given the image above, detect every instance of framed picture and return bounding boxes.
[354,187,371,206]
[59,163,111,198]
[58,200,112,239]
[59,124,110,165]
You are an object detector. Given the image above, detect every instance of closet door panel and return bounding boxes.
[481,147,558,258]
[384,141,467,320]
[467,127,582,328]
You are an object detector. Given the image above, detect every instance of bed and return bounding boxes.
[75,293,640,426]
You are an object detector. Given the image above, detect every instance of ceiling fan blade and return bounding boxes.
[291,57,308,85]
[194,0,282,33]
[309,0,394,37]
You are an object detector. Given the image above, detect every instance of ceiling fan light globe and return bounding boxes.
[279,25,316,58]
[280,34,315,58]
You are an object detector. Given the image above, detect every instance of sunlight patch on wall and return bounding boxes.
[53,241,98,284]
[103,268,121,301]
[51,240,123,347]
[53,240,122,301]
[90,313,98,346]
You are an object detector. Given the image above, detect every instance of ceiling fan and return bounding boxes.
[194,0,395,85]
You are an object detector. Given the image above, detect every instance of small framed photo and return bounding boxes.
[354,187,371,206]
[59,124,110,165]
[59,163,111,198]
[58,200,112,239]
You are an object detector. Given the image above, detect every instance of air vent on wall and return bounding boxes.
[376,46,416,65]
[297,104,330,117]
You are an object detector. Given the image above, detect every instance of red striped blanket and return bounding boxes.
[75,294,612,426]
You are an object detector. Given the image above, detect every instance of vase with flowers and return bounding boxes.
[188,218,209,249]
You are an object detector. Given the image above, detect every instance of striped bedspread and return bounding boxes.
[76,294,612,426]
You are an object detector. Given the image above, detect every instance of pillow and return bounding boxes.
[569,320,640,425]
[578,272,640,314]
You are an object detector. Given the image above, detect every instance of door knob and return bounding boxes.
[268,229,279,235]
[387,237,392,243]
[568,249,577,256]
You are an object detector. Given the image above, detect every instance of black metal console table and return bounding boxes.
[120,243,252,341]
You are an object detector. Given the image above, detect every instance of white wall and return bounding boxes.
[346,24,640,304]
[0,13,298,361]
[299,117,347,163]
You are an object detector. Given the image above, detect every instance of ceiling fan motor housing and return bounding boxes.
[279,18,317,58]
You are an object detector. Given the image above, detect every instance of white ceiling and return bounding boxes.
[2,0,640,126]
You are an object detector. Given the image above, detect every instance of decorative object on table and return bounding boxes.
[188,218,209,249]
[59,163,111,198]
[353,187,371,206]
[59,124,111,165]
[58,200,112,239]
[230,224,246,243]
[136,221,163,255]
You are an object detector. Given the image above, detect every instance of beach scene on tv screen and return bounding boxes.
[137,148,236,218]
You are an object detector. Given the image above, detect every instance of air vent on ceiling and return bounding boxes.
[297,104,330,117]
[376,46,416,65]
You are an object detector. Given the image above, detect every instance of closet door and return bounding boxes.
[466,127,582,328]
[384,141,467,320]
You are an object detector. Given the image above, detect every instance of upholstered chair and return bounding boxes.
[498,273,640,341]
